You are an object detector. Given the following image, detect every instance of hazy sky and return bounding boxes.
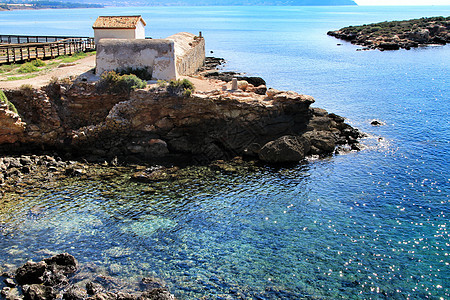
[355,0,450,5]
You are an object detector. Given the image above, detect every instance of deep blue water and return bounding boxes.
[1,6,449,299]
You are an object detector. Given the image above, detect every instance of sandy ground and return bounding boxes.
[0,55,97,89]
[0,55,225,92]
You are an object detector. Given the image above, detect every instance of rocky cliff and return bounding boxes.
[0,80,363,164]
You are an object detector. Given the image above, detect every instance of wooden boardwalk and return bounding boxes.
[0,35,95,65]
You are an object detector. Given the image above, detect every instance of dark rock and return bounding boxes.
[4,277,16,287]
[236,76,266,87]
[90,292,118,300]
[86,281,104,295]
[20,156,33,166]
[64,167,86,176]
[303,131,336,155]
[22,284,55,300]
[15,261,47,285]
[44,253,78,275]
[117,292,137,300]
[41,270,69,287]
[370,119,385,126]
[253,85,267,95]
[63,286,87,300]
[259,135,310,163]
[243,143,261,157]
[1,287,10,297]
[140,278,165,291]
[138,288,175,300]
[378,42,400,50]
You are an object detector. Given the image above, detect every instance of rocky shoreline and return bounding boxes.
[0,59,364,167]
[1,253,175,300]
[328,16,450,51]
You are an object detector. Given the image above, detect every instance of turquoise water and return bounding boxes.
[1,6,450,299]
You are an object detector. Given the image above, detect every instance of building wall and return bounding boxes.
[94,29,136,45]
[167,32,206,77]
[96,39,177,81]
[135,21,146,39]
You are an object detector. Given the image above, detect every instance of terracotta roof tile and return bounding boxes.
[92,16,146,29]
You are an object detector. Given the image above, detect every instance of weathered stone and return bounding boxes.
[22,284,55,300]
[303,130,337,155]
[63,286,88,300]
[259,136,310,163]
[370,119,385,126]
[15,261,47,285]
[4,278,16,288]
[86,281,104,295]
[138,288,175,300]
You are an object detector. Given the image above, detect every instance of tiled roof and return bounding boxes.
[92,16,146,29]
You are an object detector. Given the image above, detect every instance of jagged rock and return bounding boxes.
[259,136,310,163]
[43,254,78,272]
[303,130,337,155]
[370,119,385,126]
[140,278,165,291]
[63,286,87,300]
[86,281,104,295]
[4,278,16,288]
[22,284,55,300]
[138,288,175,300]
[15,261,47,285]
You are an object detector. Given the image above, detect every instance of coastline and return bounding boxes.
[2,6,449,299]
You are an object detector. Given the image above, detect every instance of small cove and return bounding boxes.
[1,5,449,299]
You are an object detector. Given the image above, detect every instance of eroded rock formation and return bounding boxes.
[1,79,363,164]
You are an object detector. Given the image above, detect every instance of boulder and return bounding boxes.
[22,284,55,300]
[63,286,87,300]
[303,130,337,155]
[259,136,310,163]
[15,261,47,285]
[138,288,175,300]
[43,253,78,275]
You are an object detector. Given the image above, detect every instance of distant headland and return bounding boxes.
[328,16,450,51]
[0,1,103,11]
[0,0,357,11]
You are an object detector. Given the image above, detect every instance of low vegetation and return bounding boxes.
[0,52,94,81]
[115,66,152,81]
[0,89,18,114]
[334,16,450,39]
[97,71,147,94]
[167,79,195,97]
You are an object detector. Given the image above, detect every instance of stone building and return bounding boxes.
[92,15,146,45]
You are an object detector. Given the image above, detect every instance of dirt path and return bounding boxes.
[0,55,226,92]
[0,55,97,89]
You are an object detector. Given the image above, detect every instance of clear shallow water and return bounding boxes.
[1,5,450,300]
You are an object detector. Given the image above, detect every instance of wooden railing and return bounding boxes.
[0,35,95,64]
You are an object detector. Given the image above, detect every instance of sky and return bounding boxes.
[355,0,450,5]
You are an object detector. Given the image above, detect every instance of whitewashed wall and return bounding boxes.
[96,39,177,81]
[94,29,135,45]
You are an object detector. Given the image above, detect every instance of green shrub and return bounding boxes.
[97,71,146,94]
[167,79,195,97]
[32,59,46,67]
[0,90,18,114]
[18,62,39,73]
[157,80,168,87]
[115,67,152,81]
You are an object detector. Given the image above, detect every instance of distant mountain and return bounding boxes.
[38,0,358,6]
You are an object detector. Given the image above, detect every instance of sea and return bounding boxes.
[0,5,449,300]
